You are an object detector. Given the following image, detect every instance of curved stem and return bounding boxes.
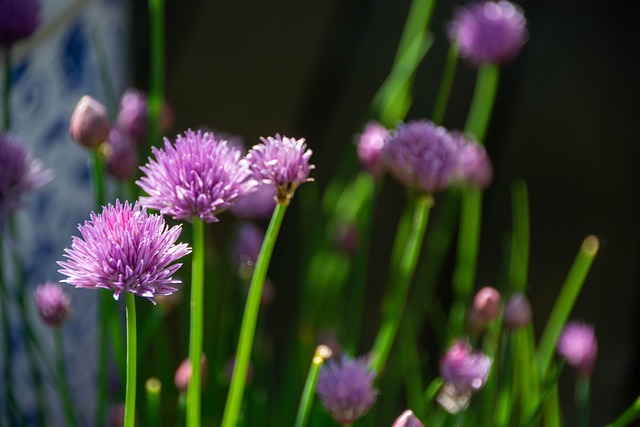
[294,346,332,427]
[187,218,205,427]
[221,202,288,427]
[124,293,138,427]
[370,194,432,373]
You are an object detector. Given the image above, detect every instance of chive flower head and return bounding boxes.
[0,133,53,226]
[246,134,314,204]
[34,282,71,327]
[137,129,257,222]
[384,119,458,193]
[0,0,41,47]
[440,339,492,395]
[448,1,527,66]
[316,356,378,425]
[58,200,191,303]
[357,121,388,178]
[557,321,598,377]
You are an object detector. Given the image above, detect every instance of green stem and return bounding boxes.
[221,202,288,427]
[294,346,332,427]
[448,187,482,339]
[370,194,432,373]
[124,293,138,427]
[3,48,10,131]
[187,218,205,427]
[575,376,590,427]
[146,377,162,427]
[607,394,640,427]
[96,294,108,427]
[431,43,459,125]
[464,64,500,142]
[147,0,165,153]
[55,328,76,427]
[536,235,600,378]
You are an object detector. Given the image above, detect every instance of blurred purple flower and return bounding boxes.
[229,183,276,220]
[69,95,111,149]
[384,120,458,193]
[448,1,527,66]
[357,121,388,178]
[316,356,378,425]
[440,339,492,395]
[137,129,257,223]
[58,200,191,303]
[0,133,53,226]
[557,321,598,377]
[502,293,532,330]
[467,286,501,333]
[450,131,493,188]
[104,127,138,181]
[116,88,147,142]
[392,410,424,427]
[0,0,41,47]
[246,134,314,204]
[34,282,71,327]
[231,222,264,274]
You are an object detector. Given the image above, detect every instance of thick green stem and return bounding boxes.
[370,194,432,373]
[537,235,599,378]
[464,64,500,142]
[431,43,459,125]
[55,328,76,427]
[294,345,332,427]
[221,202,288,427]
[124,293,138,427]
[575,376,590,427]
[146,377,162,427]
[187,218,205,427]
[3,48,11,131]
[147,0,165,154]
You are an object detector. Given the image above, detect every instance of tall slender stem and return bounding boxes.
[55,328,76,427]
[464,64,500,142]
[294,345,332,427]
[187,218,205,427]
[607,394,640,427]
[146,378,162,427]
[147,0,165,154]
[575,376,590,427]
[221,202,288,427]
[370,194,432,373]
[124,293,138,427]
[431,43,459,125]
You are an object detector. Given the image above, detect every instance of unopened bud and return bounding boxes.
[392,410,424,427]
[503,293,532,330]
[69,95,110,149]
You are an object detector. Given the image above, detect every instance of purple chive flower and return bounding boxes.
[467,286,501,333]
[316,356,378,425]
[116,88,148,142]
[450,131,493,189]
[69,95,111,149]
[392,410,424,427]
[0,133,53,226]
[229,183,276,220]
[557,321,598,377]
[0,0,41,47]
[440,340,492,395]
[105,128,138,181]
[502,293,532,330]
[357,121,388,178]
[448,1,527,66]
[246,134,314,204]
[231,222,264,277]
[384,120,458,193]
[137,129,257,223]
[33,282,71,327]
[58,200,191,303]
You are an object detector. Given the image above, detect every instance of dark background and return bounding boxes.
[131,0,640,424]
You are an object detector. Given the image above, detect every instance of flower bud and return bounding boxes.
[557,321,597,377]
[467,286,501,332]
[33,282,71,327]
[174,355,207,393]
[392,410,424,427]
[502,293,532,330]
[357,121,388,178]
[69,95,111,149]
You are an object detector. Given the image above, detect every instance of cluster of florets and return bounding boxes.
[357,119,493,193]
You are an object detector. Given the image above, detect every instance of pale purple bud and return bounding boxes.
[104,128,138,181]
[440,340,492,395]
[0,0,41,47]
[357,121,388,178]
[34,282,71,327]
[316,356,378,425]
[468,286,501,332]
[384,120,458,193]
[457,141,493,188]
[69,95,111,149]
[448,1,528,66]
[557,321,598,377]
[503,293,532,330]
[116,89,147,141]
[174,355,208,393]
[229,184,277,221]
[392,410,424,427]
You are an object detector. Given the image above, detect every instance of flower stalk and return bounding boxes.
[187,218,205,427]
[124,292,138,427]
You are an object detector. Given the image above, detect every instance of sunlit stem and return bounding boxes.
[294,345,333,427]
[124,293,138,427]
[187,218,205,427]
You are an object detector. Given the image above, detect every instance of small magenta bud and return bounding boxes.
[104,128,138,181]
[116,88,148,141]
[557,321,597,377]
[33,282,71,327]
[458,142,493,188]
[69,95,111,149]
[174,355,207,393]
[502,293,532,330]
[467,286,501,333]
[357,121,388,178]
[392,410,424,427]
